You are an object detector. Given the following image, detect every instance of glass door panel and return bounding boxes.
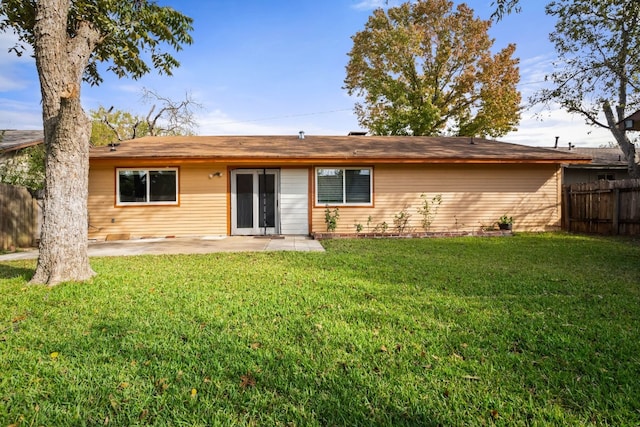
[236,173,254,229]
[231,169,279,235]
[258,173,276,228]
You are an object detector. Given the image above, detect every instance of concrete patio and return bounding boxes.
[0,235,325,261]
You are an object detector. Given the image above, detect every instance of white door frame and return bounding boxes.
[230,169,280,235]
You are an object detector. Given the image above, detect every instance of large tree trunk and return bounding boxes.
[602,101,640,179]
[30,0,100,285]
[31,98,95,285]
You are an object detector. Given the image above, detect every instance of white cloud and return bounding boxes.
[517,54,554,95]
[197,109,295,135]
[507,54,617,147]
[351,0,401,11]
[196,108,360,136]
[0,31,33,66]
[505,105,615,148]
[0,98,41,129]
[0,31,35,92]
[0,74,24,92]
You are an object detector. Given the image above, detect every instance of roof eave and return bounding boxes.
[0,140,43,154]
[89,155,591,165]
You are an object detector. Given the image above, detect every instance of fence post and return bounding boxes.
[612,188,620,235]
[563,185,572,231]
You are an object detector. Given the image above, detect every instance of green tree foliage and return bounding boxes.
[344,0,521,137]
[90,88,200,146]
[0,1,193,86]
[490,0,521,20]
[90,107,150,146]
[532,0,640,177]
[0,145,45,194]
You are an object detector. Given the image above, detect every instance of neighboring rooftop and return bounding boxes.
[0,130,44,153]
[90,135,593,164]
[552,146,638,168]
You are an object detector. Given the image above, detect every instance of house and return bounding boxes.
[617,109,640,131]
[554,146,636,184]
[87,134,591,239]
[0,129,44,155]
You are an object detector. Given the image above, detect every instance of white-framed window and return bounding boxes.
[116,168,179,206]
[316,167,372,206]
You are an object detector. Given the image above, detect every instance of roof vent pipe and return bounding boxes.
[554,136,559,148]
[298,131,305,139]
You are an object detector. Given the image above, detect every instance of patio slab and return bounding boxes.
[0,235,325,261]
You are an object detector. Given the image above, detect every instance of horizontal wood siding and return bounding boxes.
[311,164,561,233]
[280,169,309,235]
[88,164,228,239]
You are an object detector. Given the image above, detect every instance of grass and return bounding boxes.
[1,233,639,426]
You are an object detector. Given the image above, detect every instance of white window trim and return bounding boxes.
[116,167,179,206]
[315,166,373,206]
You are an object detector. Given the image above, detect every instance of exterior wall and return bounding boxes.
[88,163,228,240]
[89,161,562,239]
[311,164,562,234]
[280,168,309,234]
[563,167,629,185]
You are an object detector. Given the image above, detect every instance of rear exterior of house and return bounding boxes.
[87,135,591,240]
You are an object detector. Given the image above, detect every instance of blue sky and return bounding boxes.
[0,0,614,147]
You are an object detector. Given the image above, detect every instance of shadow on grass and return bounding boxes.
[0,263,34,281]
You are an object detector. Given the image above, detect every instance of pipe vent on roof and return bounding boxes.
[298,131,305,139]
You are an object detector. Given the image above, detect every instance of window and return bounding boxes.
[316,167,372,205]
[117,168,178,205]
[597,173,615,181]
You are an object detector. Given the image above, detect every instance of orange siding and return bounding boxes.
[88,164,228,239]
[89,162,562,239]
[311,164,561,233]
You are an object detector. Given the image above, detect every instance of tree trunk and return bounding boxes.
[602,101,640,179]
[30,0,100,285]
[30,98,96,285]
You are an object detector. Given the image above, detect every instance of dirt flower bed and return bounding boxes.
[312,230,513,239]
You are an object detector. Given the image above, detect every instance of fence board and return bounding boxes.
[0,183,38,250]
[562,179,640,235]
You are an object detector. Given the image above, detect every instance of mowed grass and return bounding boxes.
[1,234,639,426]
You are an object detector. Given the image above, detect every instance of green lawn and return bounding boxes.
[1,234,639,426]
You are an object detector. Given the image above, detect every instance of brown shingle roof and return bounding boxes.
[89,135,592,164]
[0,130,44,153]
[554,146,636,166]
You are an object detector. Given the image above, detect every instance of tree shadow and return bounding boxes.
[0,263,34,281]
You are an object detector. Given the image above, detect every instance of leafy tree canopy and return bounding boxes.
[0,0,193,86]
[344,0,521,137]
[90,88,201,146]
[90,107,149,146]
[0,144,45,194]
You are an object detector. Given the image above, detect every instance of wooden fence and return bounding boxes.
[0,183,40,250]
[562,179,640,235]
